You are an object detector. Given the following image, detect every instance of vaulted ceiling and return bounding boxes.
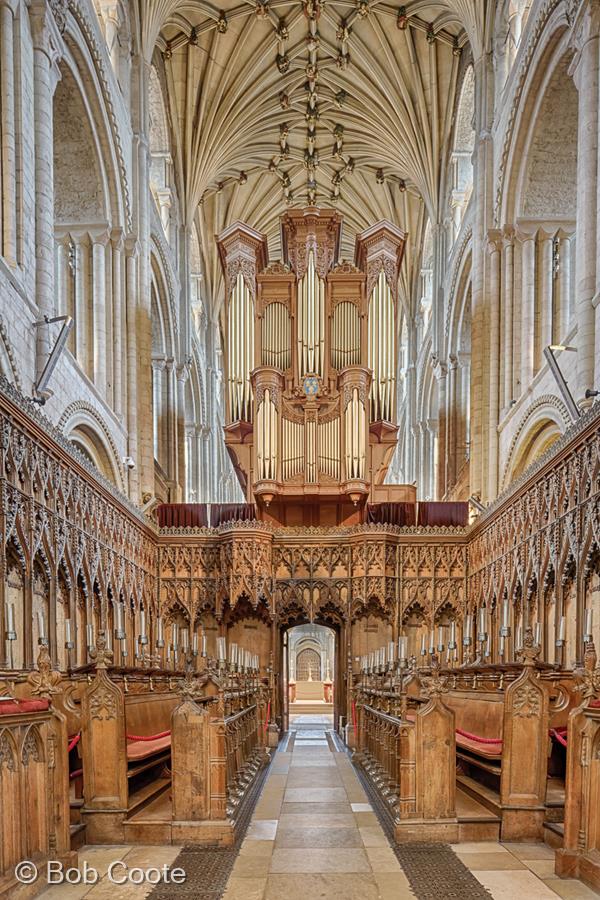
[143,0,485,317]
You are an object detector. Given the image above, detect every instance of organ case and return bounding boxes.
[217,208,412,520]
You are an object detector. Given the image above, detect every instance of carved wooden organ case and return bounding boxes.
[217,208,406,513]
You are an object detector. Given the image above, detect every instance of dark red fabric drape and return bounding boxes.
[417,501,468,527]
[365,503,416,526]
[209,503,257,526]
[157,504,208,528]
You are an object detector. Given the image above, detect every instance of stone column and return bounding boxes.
[538,228,555,356]
[125,237,139,498]
[458,351,471,462]
[446,355,459,490]
[426,419,438,500]
[571,6,599,403]
[518,227,537,392]
[55,237,68,318]
[111,230,124,417]
[29,0,64,379]
[413,422,423,496]
[165,358,176,481]
[74,234,90,373]
[151,357,166,463]
[0,0,18,265]
[435,363,447,499]
[487,232,502,499]
[92,231,109,396]
[558,229,573,340]
[176,362,190,498]
[502,227,514,412]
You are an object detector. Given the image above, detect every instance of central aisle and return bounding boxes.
[222,719,414,900]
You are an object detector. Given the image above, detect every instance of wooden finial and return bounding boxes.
[516,626,541,667]
[89,630,114,670]
[27,643,62,699]
[575,640,600,701]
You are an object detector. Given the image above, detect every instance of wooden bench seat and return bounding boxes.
[456,733,502,759]
[446,693,504,769]
[126,734,171,761]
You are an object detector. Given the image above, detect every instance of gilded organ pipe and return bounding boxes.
[331,301,360,370]
[368,270,395,422]
[297,249,325,377]
[227,273,254,423]
[262,302,291,370]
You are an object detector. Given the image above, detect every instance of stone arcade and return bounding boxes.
[1,0,600,898]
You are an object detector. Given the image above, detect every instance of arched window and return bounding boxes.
[449,67,474,241]
[148,66,173,241]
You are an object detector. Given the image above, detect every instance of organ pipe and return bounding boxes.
[368,270,395,422]
[318,417,341,480]
[344,387,366,480]
[306,416,317,483]
[227,272,254,422]
[256,388,278,480]
[262,302,291,370]
[297,249,325,377]
[282,419,305,479]
[331,301,360,370]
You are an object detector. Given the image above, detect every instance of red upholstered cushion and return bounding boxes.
[456,733,502,759]
[590,699,600,708]
[0,699,50,715]
[126,735,171,761]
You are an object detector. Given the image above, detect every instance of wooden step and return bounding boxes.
[544,821,564,850]
[457,773,502,818]
[69,797,84,825]
[70,822,86,851]
[127,777,170,818]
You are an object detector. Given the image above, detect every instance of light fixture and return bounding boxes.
[469,495,486,513]
[32,315,74,404]
[543,345,581,423]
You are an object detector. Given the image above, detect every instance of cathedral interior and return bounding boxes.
[1,0,600,897]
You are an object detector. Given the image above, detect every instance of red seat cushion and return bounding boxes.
[126,735,171,761]
[0,699,49,715]
[456,733,502,759]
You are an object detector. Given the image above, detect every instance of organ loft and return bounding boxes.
[218,208,412,523]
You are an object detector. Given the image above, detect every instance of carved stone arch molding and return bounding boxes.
[494,0,569,225]
[150,227,180,341]
[64,0,132,230]
[58,402,125,491]
[501,395,571,490]
[445,229,472,347]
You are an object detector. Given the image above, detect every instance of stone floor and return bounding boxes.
[36,720,599,899]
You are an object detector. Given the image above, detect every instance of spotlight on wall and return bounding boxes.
[544,345,581,423]
[585,389,599,399]
[32,315,74,404]
[122,456,136,470]
[469,495,486,513]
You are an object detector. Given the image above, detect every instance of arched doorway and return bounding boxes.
[281,623,338,732]
[296,647,321,681]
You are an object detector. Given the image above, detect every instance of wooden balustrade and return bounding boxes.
[0,647,75,898]
[356,663,457,841]
[555,643,600,892]
[355,639,576,843]
[170,668,269,845]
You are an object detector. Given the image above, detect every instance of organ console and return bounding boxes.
[217,208,414,524]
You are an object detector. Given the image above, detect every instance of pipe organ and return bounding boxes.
[218,208,411,523]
